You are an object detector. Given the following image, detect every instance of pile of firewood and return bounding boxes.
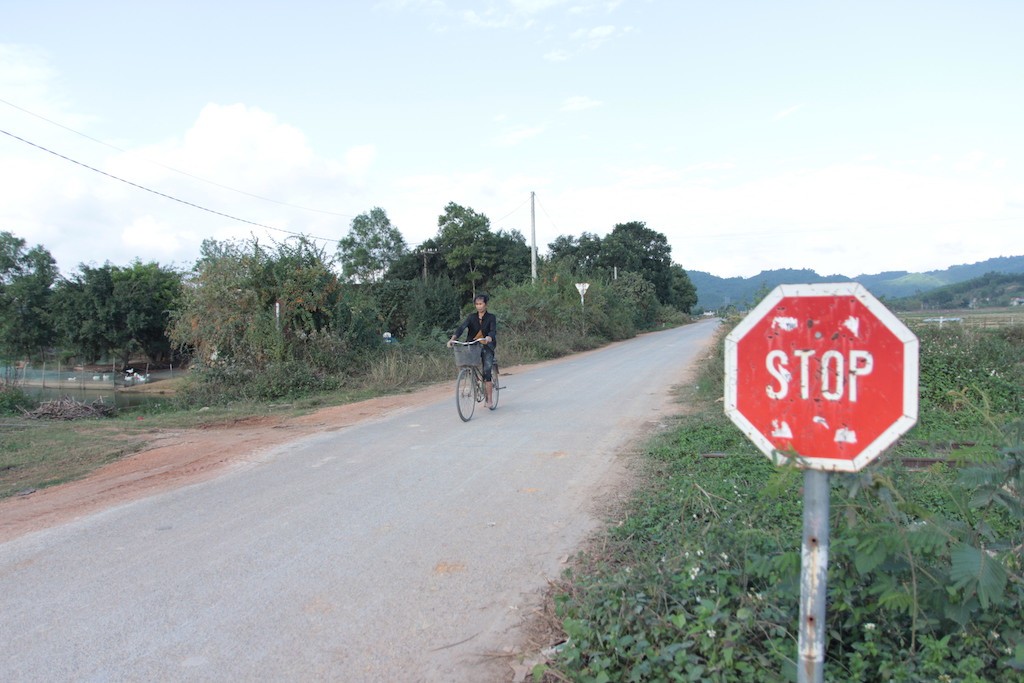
[21,395,117,420]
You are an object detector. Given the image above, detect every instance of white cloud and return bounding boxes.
[521,160,1018,278]
[0,44,56,103]
[461,8,514,28]
[0,101,367,273]
[544,49,571,61]
[558,23,630,55]
[507,0,572,13]
[560,95,602,111]
[0,44,94,133]
[343,145,378,183]
[953,150,1002,174]
[773,104,804,121]
[682,161,736,174]
[570,24,617,44]
[389,168,550,245]
[492,123,546,146]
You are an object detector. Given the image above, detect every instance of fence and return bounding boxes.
[900,309,1023,330]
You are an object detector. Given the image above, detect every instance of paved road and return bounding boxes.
[0,320,718,682]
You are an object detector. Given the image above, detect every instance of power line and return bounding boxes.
[533,194,562,236]
[0,97,357,219]
[0,127,341,246]
[492,195,530,224]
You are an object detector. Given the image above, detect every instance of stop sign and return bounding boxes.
[725,283,918,472]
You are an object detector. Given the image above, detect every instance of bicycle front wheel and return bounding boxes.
[456,367,476,422]
[489,366,500,410]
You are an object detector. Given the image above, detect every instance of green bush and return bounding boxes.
[914,324,1024,439]
[0,385,33,415]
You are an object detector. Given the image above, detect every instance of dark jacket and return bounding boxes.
[454,312,497,352]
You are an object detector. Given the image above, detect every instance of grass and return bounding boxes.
[1,422,130,497]
[0,378,425,501]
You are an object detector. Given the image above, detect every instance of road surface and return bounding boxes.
[0,320,718,682]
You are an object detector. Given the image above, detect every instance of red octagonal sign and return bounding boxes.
[725,283,919,472]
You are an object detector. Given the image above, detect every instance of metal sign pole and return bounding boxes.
[798,469,830,683]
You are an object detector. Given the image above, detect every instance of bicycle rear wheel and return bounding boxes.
[456,367,476,421]
[489,366,500,410]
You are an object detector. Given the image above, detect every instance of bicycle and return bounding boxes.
[451,340,500,422]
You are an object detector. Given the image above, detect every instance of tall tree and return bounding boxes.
[600,221,673,303]
[51,264,116,363]
[112,261,183,362]
[435,202,493,298]
[336,207,407,283]
[668,263,698,313]
[546,232,603,274]
[51,261,182,366]
[489,229,532,287]
[0,231,58,357]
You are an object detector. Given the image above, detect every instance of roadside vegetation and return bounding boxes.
[1,207,696,498]
[536,321,1024,682]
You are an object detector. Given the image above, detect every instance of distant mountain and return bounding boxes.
[889,271,1024,310]
[688,255,1024,311]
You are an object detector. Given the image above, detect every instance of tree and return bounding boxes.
[435,202,494,299]
[168,239,261,366]
[600,221,673,303]
[336,207,407,283]
[546,232,603,274]
[0,232,57,358]
[546,223,689,309]
[112,261,183,362]
[610,270,660,329]
[169,236,345,371]
[667,264,698,313]
[51,261,182,366]
[489,229,532,287]
[385,242,446,283]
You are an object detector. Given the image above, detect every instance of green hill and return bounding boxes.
[887,271,1024,310]
[689,255,1024,312]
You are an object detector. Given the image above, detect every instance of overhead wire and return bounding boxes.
[533,195,562,244]
[0,97,357,219]
[0,127,341,246]
[491,195,530,224]
[0,98,559,253]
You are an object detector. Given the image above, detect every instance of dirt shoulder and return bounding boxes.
[0,381,452,544]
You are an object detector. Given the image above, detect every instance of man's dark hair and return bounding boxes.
[475,294,489,304]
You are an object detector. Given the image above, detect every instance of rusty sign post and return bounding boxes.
[724,283,919,683]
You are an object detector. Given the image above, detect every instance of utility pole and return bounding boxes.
[419,248,437,281]
[530,191,537,281]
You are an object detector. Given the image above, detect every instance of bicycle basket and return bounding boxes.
[453,344,482,368]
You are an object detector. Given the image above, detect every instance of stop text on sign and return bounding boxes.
[766,348,873,401]
[724,283,919,473]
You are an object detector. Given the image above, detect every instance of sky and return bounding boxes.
[1,0,1021,279]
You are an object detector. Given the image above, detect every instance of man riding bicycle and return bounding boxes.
[447,294,497,408]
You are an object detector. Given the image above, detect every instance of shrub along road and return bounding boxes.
[0,319,719,682]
